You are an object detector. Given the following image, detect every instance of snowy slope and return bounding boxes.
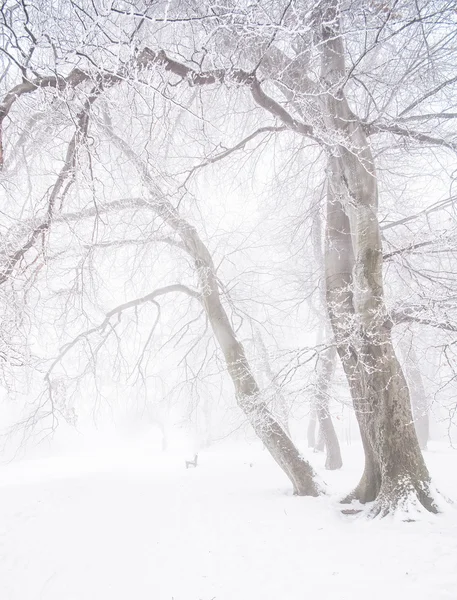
[0,441,456,600]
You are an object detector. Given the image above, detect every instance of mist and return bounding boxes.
[1,1,457,598]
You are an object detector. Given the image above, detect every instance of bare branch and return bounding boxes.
[0,68,88,168]
[398,74,457,118]
[135,48,315,136]
[0,88,100,285]
[182,125,287,183]
[47,284,201,377]
[391,308,457,333]
[381,195,457,230]
[383,234,457,260]
[395,112,457,123]
[367,122,457,152]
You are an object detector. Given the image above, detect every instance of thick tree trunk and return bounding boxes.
[399,334,429,450]
[325,166,435,514]
[325,189,382,503]
[321,5,437,515]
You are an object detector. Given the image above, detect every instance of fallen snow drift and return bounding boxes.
[0,441,456,600]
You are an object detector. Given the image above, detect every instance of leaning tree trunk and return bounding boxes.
[184,227,320,496]
[398,333,429,450]
[107,126,321,497]
[320,4,437,515]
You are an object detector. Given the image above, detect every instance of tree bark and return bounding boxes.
[321,4,437,515]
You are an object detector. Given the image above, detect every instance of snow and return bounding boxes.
[0,438,456,600]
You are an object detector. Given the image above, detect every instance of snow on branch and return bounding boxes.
[367,122,457,153]
[0,46,315,172]
[0,88,101,285]
[391,306,457,333]
[181,125,287,183]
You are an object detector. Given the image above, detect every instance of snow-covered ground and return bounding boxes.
[0,436,456,600]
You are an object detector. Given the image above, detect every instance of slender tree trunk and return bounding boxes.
[321,4,437,515]
[399,333,429,450]
[314,345,342,469]
[315,424,325,452]
[108,126,322,496]
[309,188,343,469]
[307,412,317,448]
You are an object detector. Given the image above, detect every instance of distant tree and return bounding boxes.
[398,330,429,450]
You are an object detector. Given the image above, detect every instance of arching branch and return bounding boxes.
[46,284,201,377]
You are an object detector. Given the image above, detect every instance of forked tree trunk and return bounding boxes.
[325,173,382,505]
[321,4,437,515]
[108,127,321,497]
